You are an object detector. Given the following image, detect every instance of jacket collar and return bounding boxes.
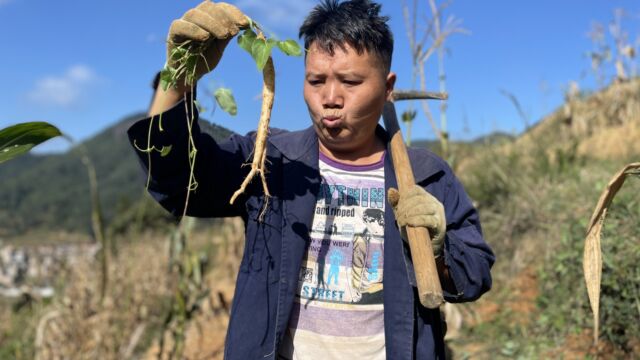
[269,125,442,182]
[269,126,318,162]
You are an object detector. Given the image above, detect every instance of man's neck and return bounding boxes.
[318,137,385,166]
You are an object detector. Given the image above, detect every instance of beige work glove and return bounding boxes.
[166,1,249,89]
[387,185,446,257]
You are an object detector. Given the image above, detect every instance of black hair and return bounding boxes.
[299,0,393,72]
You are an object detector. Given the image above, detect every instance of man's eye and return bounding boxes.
[308,79,323,86]
[343,80,361,86]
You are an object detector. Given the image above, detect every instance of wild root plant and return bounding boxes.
[137,18,301,221]
[224,23,300,214]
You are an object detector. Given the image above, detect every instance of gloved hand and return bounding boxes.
[167,1,249,88]
[387,185,446,257]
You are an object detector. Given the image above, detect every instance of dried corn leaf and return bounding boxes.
[584,162,640,345]
[584,215,604,345]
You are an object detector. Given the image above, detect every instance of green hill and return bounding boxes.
[411,131,515,154]
[0,114,233,238]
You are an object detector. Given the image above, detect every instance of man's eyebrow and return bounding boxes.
[305,71,365,78]
[305,72,326,78]
[336,71,365,78]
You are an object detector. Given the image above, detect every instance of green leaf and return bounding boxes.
[160,145,173,157]
[0,122,62,164]
[237,29,257,55]
[194,100,207,114]
[214,88,238,116]
[170,46,187,61]
[160,67,174,91]
[251,39,275,71]
[277,40,302,56]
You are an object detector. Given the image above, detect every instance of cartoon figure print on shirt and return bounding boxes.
[297,155,386,307]
[350,209,384,302]
[283,152,387,359]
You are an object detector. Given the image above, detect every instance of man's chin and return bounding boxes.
[324,127,346,139]
[320,129,352,145]
[314,125,356,152]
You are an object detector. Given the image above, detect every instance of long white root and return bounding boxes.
[229,56,275,217]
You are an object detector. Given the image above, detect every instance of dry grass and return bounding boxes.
[144,217,244,360]
[35,233,170,360]
[0,215,245,360]
[518,78,640,160]
[457,78,640,176]
[576,119,640,159]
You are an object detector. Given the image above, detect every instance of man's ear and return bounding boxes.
[385,72,397,101]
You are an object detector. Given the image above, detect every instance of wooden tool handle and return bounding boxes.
[383,101,444,309]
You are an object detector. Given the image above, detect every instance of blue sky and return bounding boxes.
[0,0,638,152]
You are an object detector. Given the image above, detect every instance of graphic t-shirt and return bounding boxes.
[279,152,386,360]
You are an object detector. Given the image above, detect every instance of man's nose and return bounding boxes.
[322,82,343,108]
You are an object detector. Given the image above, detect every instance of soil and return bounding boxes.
[505,266,538,325]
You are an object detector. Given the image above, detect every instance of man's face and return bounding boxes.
[304,42,396,160]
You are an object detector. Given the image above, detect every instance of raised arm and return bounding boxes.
[129,1,255,218]
[149,1,249,116]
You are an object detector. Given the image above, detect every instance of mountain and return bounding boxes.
[411,131,515,151]
[0,113,233,238]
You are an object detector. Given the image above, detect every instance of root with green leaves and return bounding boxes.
[227,25,300,219]
[229,56,274,212]
[156,19,300,220]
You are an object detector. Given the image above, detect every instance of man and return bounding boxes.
[128,1,494,359]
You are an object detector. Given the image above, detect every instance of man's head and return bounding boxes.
[299,0,393,74]
[299,0,396,162]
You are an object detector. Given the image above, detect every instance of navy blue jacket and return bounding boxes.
[128,99,494,360]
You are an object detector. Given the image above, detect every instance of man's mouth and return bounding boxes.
[322,116,342,128]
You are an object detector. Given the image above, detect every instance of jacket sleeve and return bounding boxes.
[440,170,495,303]
[127,97,255,218]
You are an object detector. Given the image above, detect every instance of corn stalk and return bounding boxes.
[401,0,467,157]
